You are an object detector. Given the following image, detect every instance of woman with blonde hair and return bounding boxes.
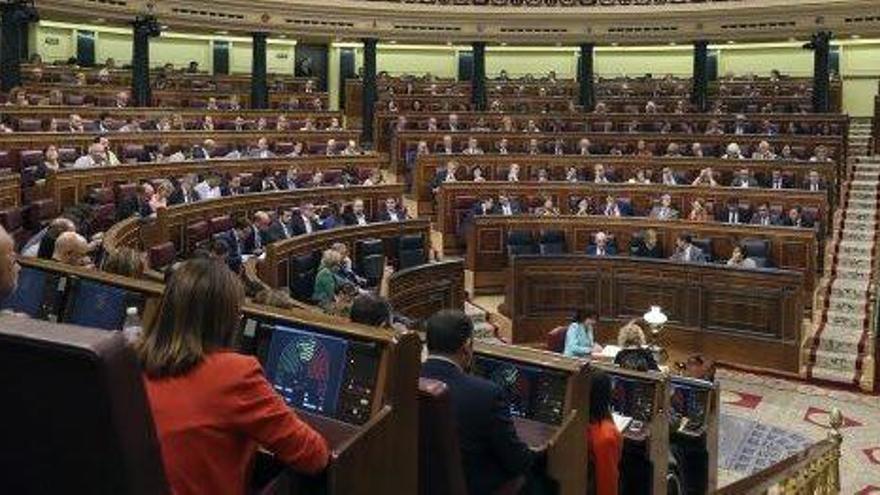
[614,320,659,372]
[102,247,145,278]
[312,249,343,307]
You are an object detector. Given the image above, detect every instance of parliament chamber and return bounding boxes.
[2,0,879,493]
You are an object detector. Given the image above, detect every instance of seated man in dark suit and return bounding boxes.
[497,194,521,216]
[432,160,459,193]
[246,211,272,253]
[116,182,153,220]
[291,203,321,235]
[420,310,539,495]
[169,174,201,205]
[473,196,497,216]
[782,206,813,228]
[342,198,371,226]
[215,217,252,273]
[266,209,294,243]
[378,197,406,222]
[803,170,825,192]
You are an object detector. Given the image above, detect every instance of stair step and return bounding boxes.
[809,365,857,384]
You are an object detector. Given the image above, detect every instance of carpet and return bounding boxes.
[717,369,880,494]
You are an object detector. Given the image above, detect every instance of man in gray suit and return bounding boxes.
[670,233,706,263]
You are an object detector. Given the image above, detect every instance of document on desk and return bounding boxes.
[612,412,632,433]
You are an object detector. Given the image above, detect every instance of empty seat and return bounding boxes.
[115,183,138,204]
[741,238,771,268]
[122,145,146,162]
[289,252,319,302]
[506,230,536,256]
[418,378,467,495]
[0,316,169,494]
[209,215,234,235]
[25,199,56,230]
[17,118,42,132]
[58,148,79,165]
[185,221,211,253]
[148,242,177,270]
[89,187,115,205]
[19,150,44,169]
[546,326,568,353]
[538,230,566,255]
[356,238,386,287]
[398,234,426,270]
[691,238,714,262]
[90,203,118,232]
[0,207,26,247]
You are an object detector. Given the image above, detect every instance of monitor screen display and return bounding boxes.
[610,374,656,422]
[473,356,567,424]
[64,279,136,331]
[0,267,61,318]
[669,379,710,427]
[263,324,350,416]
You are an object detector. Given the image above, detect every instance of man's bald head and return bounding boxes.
[0,225,19,298]
[53,232,90,266]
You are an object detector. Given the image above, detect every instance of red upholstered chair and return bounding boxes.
[17,118,43,132]
[25,198,56,230]
[0,317,170,494]
[546,326,568,353]
[0,207,26,248]
[90,203,118,232]
[148,241,177,270]
[89,187,115,205]
[209,215,233,235]
[185,221,211,253]
[115,183,138,204]
[0,151,10,170]
[322,169,342,185]
[57,147,79,166]
[274,142,294,155]
[65,94,85,106]
[418,378,468,495]
[122,144,146,162]
[19,150,44,169]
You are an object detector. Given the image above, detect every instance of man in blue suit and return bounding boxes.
[420,310,539,495]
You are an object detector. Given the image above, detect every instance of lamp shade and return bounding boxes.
[643,305,668,326]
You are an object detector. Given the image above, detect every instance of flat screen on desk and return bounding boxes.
[0,267,58,318]
[669,379,710,426]
[610,374,656,423]
[63,279,137,331]
[473,356,566,425]
[263,324,350,417]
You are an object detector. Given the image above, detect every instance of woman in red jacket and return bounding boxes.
[587,370,623,495]
[137,258,330,495]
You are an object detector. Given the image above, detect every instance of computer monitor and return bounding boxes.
[62,279,141,331]
[0,266,65,319]
[473,356,567,425]
[669,377,711,428]
[249,315,381,425]
[610,374,657,423]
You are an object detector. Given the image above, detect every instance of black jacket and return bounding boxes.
[420,358,535,495]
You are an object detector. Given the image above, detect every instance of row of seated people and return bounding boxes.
[470,194,818,228]
[13,137,366,176]
[22,58,315,93]
[505,226,780,274]
[0,111,344,134]
[4,84,327,111]
[432,160,828,191]
[381,96,818,115]
[390,112,841,136]
[0,230,624,495]
[411,136,835,161]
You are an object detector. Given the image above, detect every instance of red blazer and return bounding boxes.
[588,418,622,495]
[144,351,330,495]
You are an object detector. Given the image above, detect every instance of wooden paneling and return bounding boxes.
[0,174,21,209]
[506,255,805,373]
[416,154,838,216]
[388,259,466,323]
[466,215,818,296]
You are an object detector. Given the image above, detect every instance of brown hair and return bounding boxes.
[136,258,244,378]
[101,247,145,278]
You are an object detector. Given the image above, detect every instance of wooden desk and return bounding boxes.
[465,215,818,295]
[416,155,837,217]
[593,364,670,495]
[387,259,466,323]
[0,174,21,209]
[257,219,431,288]
[473,341,590,495]
[13,256,422,495]
[392,131,846,175]
[507,255,805,374]
[43,154,384,213]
